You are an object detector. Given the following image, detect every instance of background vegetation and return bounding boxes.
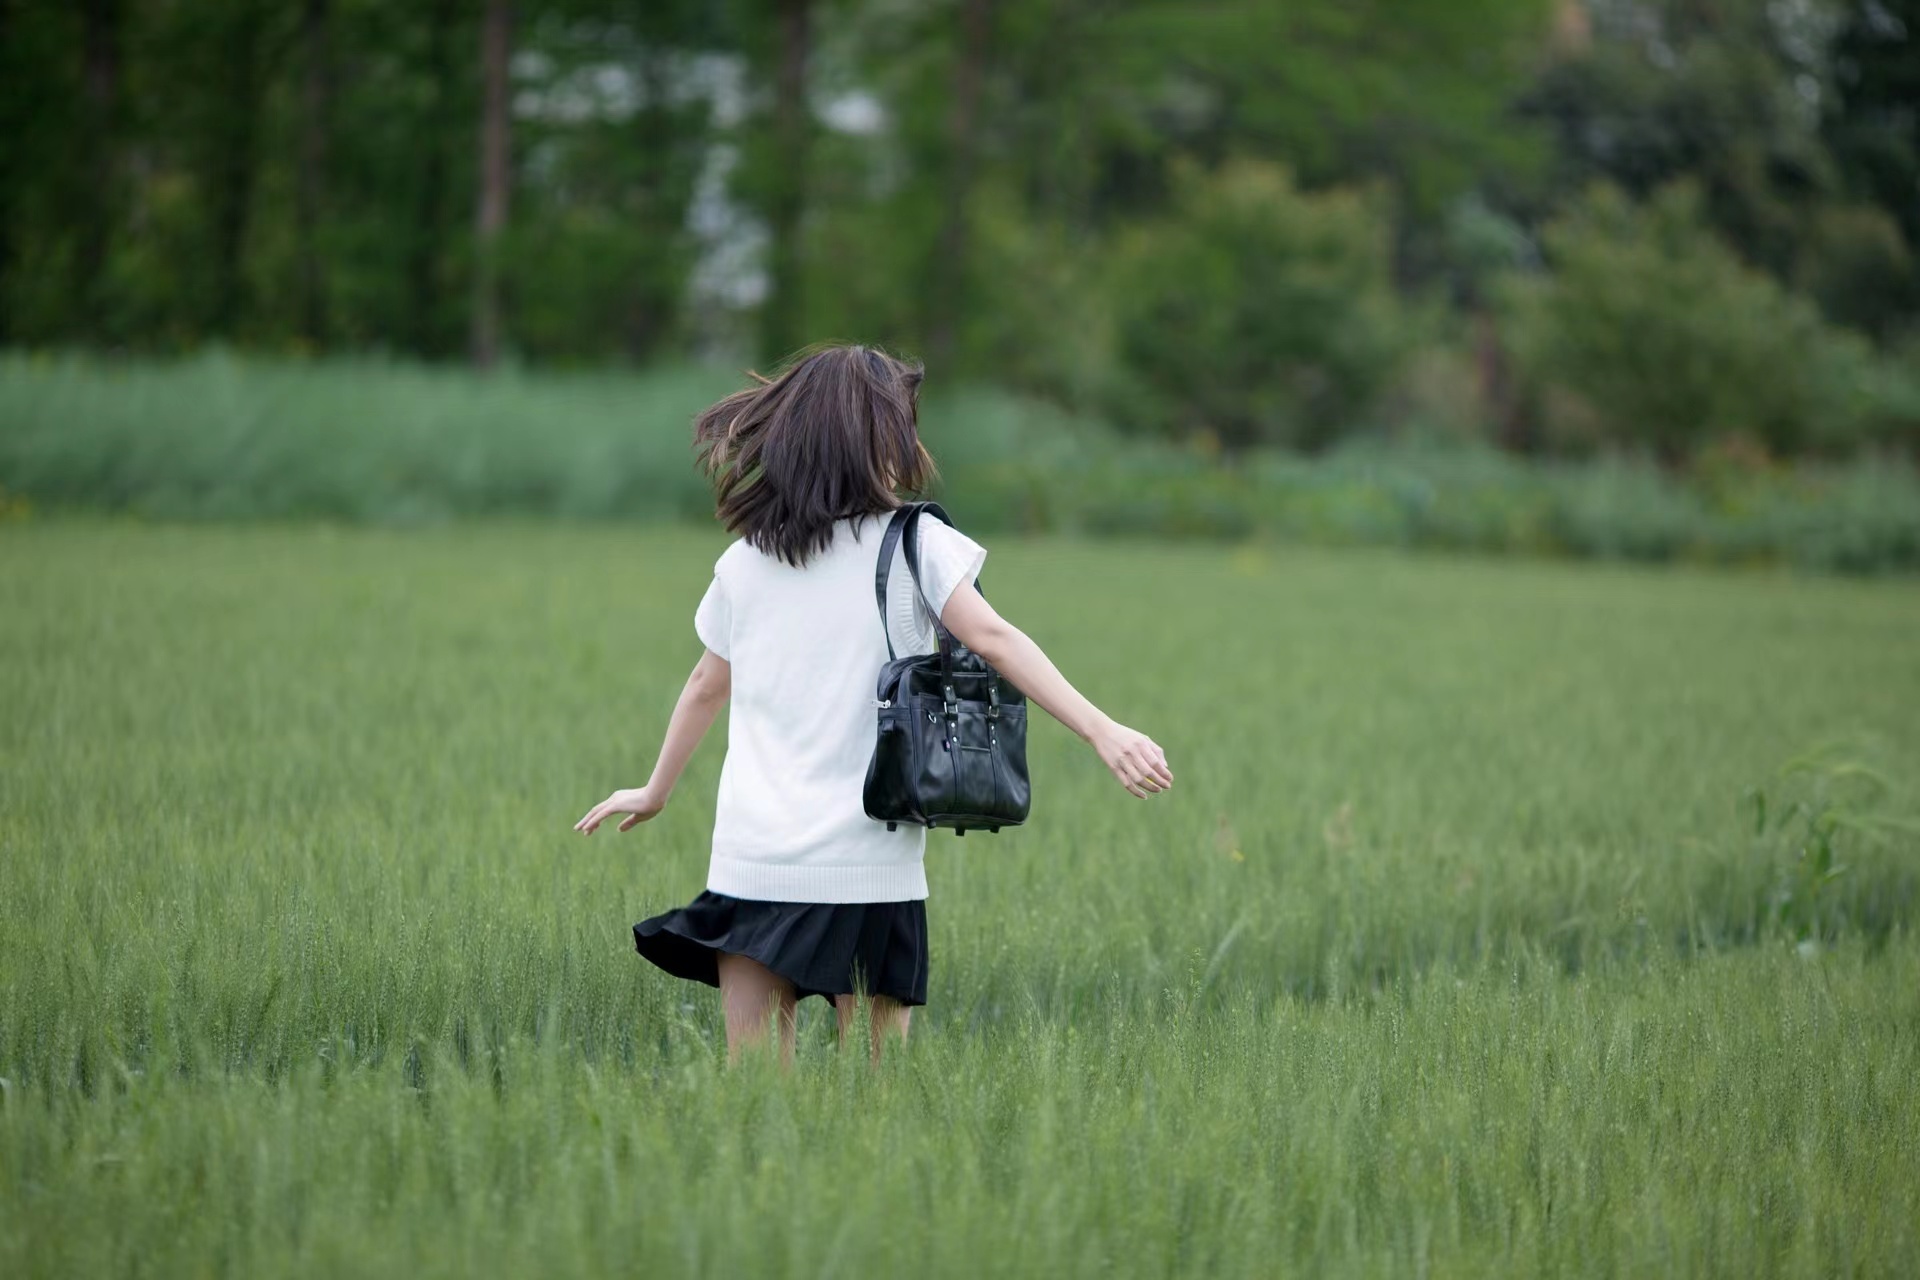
[3,525,1918,1276]
[5,352,1918,572]
[2,0,1917,468]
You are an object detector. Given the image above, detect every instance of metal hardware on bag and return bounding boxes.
[876,698,892,709]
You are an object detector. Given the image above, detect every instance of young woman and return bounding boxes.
[575,345,1172,1063]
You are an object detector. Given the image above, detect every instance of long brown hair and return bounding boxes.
[693,344,937,566]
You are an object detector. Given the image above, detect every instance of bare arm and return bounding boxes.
[575,649,731,834]
[940,587,1173,799]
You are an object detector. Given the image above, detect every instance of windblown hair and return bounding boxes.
[693,344,937,566]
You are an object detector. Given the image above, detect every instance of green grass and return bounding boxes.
[2,522,1918,1277]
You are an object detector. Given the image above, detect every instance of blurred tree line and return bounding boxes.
[1,0,1915,457]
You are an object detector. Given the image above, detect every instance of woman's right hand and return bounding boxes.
[1091,720,1174,798]
[575,784,669,834]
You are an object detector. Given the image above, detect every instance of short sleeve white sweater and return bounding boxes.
[692,512,987,903]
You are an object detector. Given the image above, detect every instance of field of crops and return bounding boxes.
[3,522,1918,1277]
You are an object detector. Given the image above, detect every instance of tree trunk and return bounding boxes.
[623,52,681,364]
[926,0,993,371]
[295,0,333,346]
[76,0,121,337]
[406,0,458,357]
[0,0,17,342]
[471,0,511,369]
[206,5,268,336]
[1475,308,1530,452]
[759,0,811,364]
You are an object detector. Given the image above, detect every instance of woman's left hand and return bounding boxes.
[575,785,668,834]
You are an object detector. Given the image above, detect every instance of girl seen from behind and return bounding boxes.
[575,345,1172,1063]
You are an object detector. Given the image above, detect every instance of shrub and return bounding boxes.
[1107,161,1413,451]
[950,187,1120,415]
[1499,183,1876,458]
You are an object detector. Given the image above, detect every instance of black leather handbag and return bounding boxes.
[863,502,1031,835]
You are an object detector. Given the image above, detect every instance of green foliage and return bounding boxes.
[504,13,712,364]
[1795,200,1917,339]
[5,354,1918,572]
[1109,162,1414,450]
[952,186,1119,411]
[0,351,734,522]
[1740,741,1920,949]
[956,441,1920,574]
[1519,1,1840,274]
[4,0,1916,460]
[1824,0,1920,302]
[3,525,1920,1274]
[1499,184,1881,457]
[1057,0,1555,216]
[1853,336,1920,452]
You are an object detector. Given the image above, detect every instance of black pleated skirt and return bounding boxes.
[633,891,929,1006]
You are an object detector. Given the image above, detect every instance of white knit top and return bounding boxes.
[693,512,987,903]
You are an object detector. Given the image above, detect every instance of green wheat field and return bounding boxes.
[3,521,1917,1277]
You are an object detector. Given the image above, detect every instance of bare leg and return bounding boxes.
[717,952,798,1065]
[834,992,912,1064]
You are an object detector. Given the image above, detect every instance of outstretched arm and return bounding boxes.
[939,587,1173,799]
[575,649,732,834]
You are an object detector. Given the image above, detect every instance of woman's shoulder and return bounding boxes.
[713,536,752,573]
[917,510,987,560]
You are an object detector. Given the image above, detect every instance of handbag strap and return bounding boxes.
[870,501,983,664]
[873,505,916,662]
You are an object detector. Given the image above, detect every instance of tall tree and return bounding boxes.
[405,0,464,357]
[295,0,334,345]
[621,38,709,363]
[1823,0,1920,332]
[75,0,121,337]
[202,1,273,335]
[925,0,994,370]
[0,0,18,341]
[471,0,512,368]
[760,0,812,362]
[1518,0,1840,279]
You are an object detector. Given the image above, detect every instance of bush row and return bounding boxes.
[2,352,1916,574]
[944,446,1920,575]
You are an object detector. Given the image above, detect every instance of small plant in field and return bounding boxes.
[1744,743,1911,950]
